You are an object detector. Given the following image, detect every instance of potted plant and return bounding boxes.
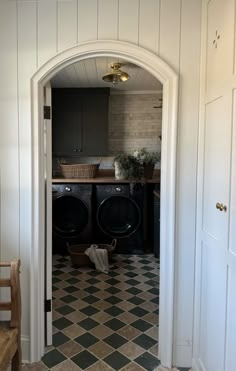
[133,148,161,179]
[113,153,143,180]
[113,148,161,180]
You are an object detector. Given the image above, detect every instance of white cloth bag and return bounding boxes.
[84,244,109,274]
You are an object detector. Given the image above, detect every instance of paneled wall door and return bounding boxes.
[193,1,236,370]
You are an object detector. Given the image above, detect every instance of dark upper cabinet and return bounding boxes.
[52,88,110,156]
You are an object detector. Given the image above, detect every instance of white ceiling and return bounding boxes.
[50,57,163,93]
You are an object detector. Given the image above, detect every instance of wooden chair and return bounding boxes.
[0,260,21,370]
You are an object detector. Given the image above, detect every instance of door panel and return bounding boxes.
[194,2,236,370]
[51,89,109,156]
[206,0,234,99]
[52,90,83,155]
[229,90,236,256]
[224,90,236,370]
[199,243,227,371]
[225,267,236,370]
[83,94,109,155]
[198,92,235,371]
[202,96,231,245]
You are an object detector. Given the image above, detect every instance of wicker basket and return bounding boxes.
[60,163,99,178]
[68,239,117,267]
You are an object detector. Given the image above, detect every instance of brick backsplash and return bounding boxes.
[108,93,162,155]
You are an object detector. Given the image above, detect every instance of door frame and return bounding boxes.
[31,40,178,367]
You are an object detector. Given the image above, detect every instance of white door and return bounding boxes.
[193,1,236,370]
[195,94,236,371]
[44,83,52,346]
[198,95,232,371]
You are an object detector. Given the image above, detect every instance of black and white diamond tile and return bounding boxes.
[24,253,166,370]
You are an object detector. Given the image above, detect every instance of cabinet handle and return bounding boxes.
[74,148,82,153]
[216,202,227,212]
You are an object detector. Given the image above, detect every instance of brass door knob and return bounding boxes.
[216,202,227,212]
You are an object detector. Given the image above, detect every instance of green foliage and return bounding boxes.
[113,153,143,180]
[113,148,161,180]
[133,148,161,166]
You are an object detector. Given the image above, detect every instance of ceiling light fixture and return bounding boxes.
[102,63,130,84]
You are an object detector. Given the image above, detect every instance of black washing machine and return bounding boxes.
[95,184,145,254]
[52,184,93,254]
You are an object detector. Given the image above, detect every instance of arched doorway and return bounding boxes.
[31,40,178,368]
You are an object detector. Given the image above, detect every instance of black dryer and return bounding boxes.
[95,184,145,254]
[52,183,93,254]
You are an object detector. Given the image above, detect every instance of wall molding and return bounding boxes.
[31,40,178,368]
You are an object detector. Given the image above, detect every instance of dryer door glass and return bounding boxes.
[97,196,141,238]
[53,195,89,237]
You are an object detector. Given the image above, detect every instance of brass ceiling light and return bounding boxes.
[102,63,130,84]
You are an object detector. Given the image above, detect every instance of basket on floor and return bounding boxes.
[60,163,100,178]
[67,239,117,267]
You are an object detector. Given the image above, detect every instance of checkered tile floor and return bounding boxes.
[22,254,189,371]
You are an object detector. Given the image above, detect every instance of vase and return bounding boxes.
[143,164,154,179]
[114,161,126,180]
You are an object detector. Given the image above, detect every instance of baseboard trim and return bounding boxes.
[173,344,192,367]
[192,357,204,371]
[22,335,30,363]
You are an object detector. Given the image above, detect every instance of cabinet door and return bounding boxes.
[82,94,109,155]
[52,90,83,156]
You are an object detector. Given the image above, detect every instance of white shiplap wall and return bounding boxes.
[0,0,201,366]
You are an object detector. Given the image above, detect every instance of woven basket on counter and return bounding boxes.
[60,162,100,178]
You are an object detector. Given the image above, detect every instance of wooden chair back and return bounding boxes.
[0,259,22,370]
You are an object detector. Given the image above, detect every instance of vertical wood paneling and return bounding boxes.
[58,0,77,51]
[0,1,19,260]
[85,59,102,87]
[173,0,201,365]
[37,0,57,67]
[63,65,80,87]
[78,0,98,42]
[98,0,118,40]
[74,61,89,87]
[159,0,181,72]
[230,89,236,255]
[118,0,139,44]
[17,0,37,344]
[139,0,160,54]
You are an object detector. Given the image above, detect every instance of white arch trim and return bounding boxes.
[31,40,178,368]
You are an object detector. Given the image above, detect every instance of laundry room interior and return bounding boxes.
[48,57,164,370]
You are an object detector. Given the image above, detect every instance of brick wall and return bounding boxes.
[108,93,162,155]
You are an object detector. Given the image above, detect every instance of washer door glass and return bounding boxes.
[97,196,141,238]
[53,196,89,237]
